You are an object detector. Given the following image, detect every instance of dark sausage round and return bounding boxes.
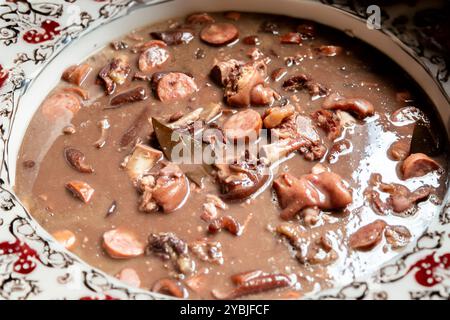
[155,72,198,102]
[223,109,262,142]
[200,23,239,46]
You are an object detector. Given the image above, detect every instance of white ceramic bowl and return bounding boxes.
[0,0,448,300]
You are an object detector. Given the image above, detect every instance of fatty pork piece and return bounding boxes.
[210,59,276,107]
[261,110,326,163]
[273,171,352,220]
[137,161,189,213]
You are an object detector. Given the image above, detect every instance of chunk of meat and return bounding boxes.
[125,144,162,180]
[215,161,268,200]
[189,239,224,264]
[147,232,195,275]
[250,84,276,105]
[102,229,144,259]
[210,59,244,86]
[186,12,215,24]
[151,29,194,45]
[64,147,94,173]
[98,57,131,95]
[200,23,239,46]
[108,86,148,108]
[52,230,76,250]
[280,32,302,44]
[119,108,152,148]
[223,109,262,142]
[273,171,352,220]
[41,91,82,120]
[65,180,95,203]
[152,278,188,298]
[311,109,342,140]
[137,162,189,213]
[116,268,141,288]
[385,225,412,249]
[401,153,441,179]
[138,45,170,72]
[348,220,387,251]
[388,139,410,161]
[62,63,92,86]
[364,173,433,215]
[263,105,295,129]
[212,272,292,299]
[208,215,242,236]
[154,72,198,103]
[323,93,374,119]
[282,74,310,92]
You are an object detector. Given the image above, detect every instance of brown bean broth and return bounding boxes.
[15,12,448,299]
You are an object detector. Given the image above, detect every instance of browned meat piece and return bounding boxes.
[323,93,374,119]
[211,59,270,107]
[364,173,433,215]
[124,143,162,180]
[307,82,329,99]
[108,86,148,107]
[119,108,153,148]
[210,59,244,86]
[138,43,170,72]
[311,109,342,140]
[147,232,195,274]
[200,23,239,46]
[263,105,295,129]
[152,278,188,298]
[317,45,343,56]
[137,162,189,213]
[52,229,76,250]
[208,215,242,236]
[384,225,412,249]
[215,161,268,200]
[151,29,194,45]
[223,109,262,142]
[273,171,352,220]
[189,239,224,264]
[212,272,292,299]
[401,153,441,179]
[64,147,94,173]
[153,72,198,103]
[62,63,92,86]
[65,180,95,203]
[102,229,145,259]
[98,57,131,95]
[116,268,141,288]
[186,12,215,24]
[349,220,386,251]
[280,32,302,44]
[388,139,410,161]
[282,74,310,91]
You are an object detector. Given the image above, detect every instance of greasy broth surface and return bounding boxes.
[15,12,448,299]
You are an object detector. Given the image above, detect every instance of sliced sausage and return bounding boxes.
[155,72,198,103]
[152,278,188,298]
[401,153,441,179]
[200,23,239,46]
[41,92,81,120]
[349,220,387,251]
[65,180,95,203]
[52,229,76,250]
[116,268,141,288]
[388,139,410,161]
[138,45,170,72]
[102,229,144,259]
[186,12,215,24]
[223,109,262,142]
[62,63,92,86]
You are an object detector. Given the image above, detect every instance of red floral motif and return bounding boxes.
[408,252,450,287]
[0,65,8,89]
[23,19,61,44]
[0,239,40,274]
